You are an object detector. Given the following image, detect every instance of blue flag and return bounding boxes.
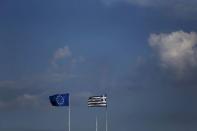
[49,93,69,106]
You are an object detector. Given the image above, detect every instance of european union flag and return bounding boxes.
[49,93,69,106]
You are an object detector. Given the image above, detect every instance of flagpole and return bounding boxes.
[96,115,98,131]
[68,95,71,131]
[105,107,108,131]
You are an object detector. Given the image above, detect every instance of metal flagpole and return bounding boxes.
[96,115,98,131]
[105,107,108,131]
[68,95,71,131]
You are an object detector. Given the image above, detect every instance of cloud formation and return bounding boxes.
[51,45,85,67]
[103,0,163,6]
[103,0,197,7]
[103,0,197,19]
[149,31,197,74]
[0,92,42,110]
[51,46,72,67]
[0,78,50,111]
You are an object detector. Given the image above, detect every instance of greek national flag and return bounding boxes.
[49,93,69,106]
[88,95,107,107]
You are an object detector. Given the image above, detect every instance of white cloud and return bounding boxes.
[51,46,72,67]
[103,0,197,7]
[16,94,39,107]
[51,46,85,68]
[0,94,42,110]
[48,45,85,82]
[53,46,72,59]
[103,0,161,6]
[103,0,197,19]
[149,31,197,74]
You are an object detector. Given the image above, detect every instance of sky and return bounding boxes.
[1,0,197,131]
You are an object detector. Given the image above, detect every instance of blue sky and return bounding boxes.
[1,0,197,131]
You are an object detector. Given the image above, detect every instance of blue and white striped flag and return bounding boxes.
[88,95,107,107]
